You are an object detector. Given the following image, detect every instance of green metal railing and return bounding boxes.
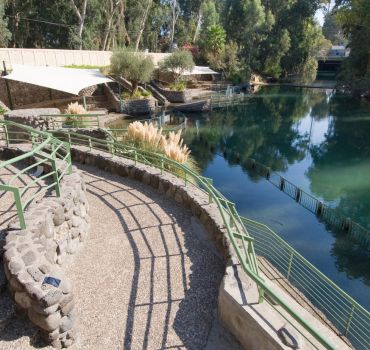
[40,113,105,130]
[52,130,346,349]
[0,121,72,229]
[242,158,370,248]
[242,217,370,349]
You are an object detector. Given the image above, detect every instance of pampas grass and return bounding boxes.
[65,102,86,115]
[126,121,198,178]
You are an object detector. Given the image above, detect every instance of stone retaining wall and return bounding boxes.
[2,148,90,348]
[4,108,62,131]
[153,83,192,103]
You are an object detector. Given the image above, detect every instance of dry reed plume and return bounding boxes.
[65,102,86,115]
[127,121,191,163]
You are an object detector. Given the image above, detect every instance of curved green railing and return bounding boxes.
[242,217,370,349]
[0,120,72,229]
[2,122,368,348]
[51,129,344,349]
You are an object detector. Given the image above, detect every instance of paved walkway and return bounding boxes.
[1,162,242,350]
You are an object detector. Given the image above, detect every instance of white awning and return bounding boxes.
[181,66,219,76]
[3,64,113,95]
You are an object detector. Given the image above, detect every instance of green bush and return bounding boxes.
[168,81,187,91]
[122,89,152,100]
[159,50,195,82]
[0,106,6,115]
[111,48,155,96]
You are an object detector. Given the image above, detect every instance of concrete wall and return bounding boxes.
[0,49,170,69]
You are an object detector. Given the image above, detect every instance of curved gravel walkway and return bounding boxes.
[67,163,225,349]
[0,161,243,349]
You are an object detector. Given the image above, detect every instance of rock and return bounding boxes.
[71,216,82,228]
[60,312,75,333]
[61,300,74,316]
[66,239,78,255]
[9,277,24,292]
[8,258,24,275]
[14,291,32,308]
[53,206,65,226]
[39,264,51,274]
[41,288,63,307]
[32,302,59,316]
[70,228,79,239]
[28,308,61,332]
[24,282,45,300]
[39,214,54,238]
[22,250,37,266]
[16,243,29,253]
[27,266,44,282]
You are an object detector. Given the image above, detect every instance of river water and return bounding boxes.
[181,86,370,310]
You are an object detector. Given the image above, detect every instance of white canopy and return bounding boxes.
[3,64,113,95]
[181,66,219,76]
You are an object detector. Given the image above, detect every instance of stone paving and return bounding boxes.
[0,161,243,349]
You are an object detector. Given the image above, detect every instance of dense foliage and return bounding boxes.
[0,0,365,86]
[334,0,370,95]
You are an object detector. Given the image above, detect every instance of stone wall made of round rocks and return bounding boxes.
[4,108,62,131]
[3,168,90,349]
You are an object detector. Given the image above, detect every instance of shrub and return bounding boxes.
[159,50,195,82]
[122,89,152,100]
[0,106,6,115]
[111,48,155,96]
[168,81,187,91]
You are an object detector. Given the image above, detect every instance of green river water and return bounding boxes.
[180,86,370,311]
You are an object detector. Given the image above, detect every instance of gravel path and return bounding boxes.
[0,161,240,350]
[66,164,225,349]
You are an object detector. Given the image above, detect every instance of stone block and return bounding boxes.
[40,288,63,308]
[15,291,32,309]
[28,308,61,331]
[22,250,37,266]
[53,206,65,226]
[27,266,44,282]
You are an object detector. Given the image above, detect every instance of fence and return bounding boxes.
[242,217,370,349]
[52,129,345,349]
[40,113,105,129]
[243,158,370,248]
[0,121,72,229]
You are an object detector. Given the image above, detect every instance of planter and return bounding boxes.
[121,98,157,115]
[152,82,192,103]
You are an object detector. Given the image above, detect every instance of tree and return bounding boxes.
[159,50,195,81]
[110,48,155,95]
[70,0,88,49]
[323,11,346,45]
[336,0,370,95]
[0,0,10,47]
[203,24,225,54]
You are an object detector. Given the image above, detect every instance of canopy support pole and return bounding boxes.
[2,61,14,109]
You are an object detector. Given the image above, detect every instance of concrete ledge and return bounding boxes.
[69,145,350,350]
[2,148,90,348]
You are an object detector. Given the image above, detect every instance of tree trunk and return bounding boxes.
[102,0,115,50]
[193,7,203,43]
[134,0,152,51]
[170,0,179,45]
[70,0,88,50]
[131,81,139,96]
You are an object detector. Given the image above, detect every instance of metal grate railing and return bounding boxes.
[242,217,370,349]
[0,120,72,229]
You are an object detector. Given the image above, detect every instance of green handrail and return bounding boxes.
[0,120,72,229]
[40,113,105,129]
[53,129,342,349]
[242,217,370,349]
